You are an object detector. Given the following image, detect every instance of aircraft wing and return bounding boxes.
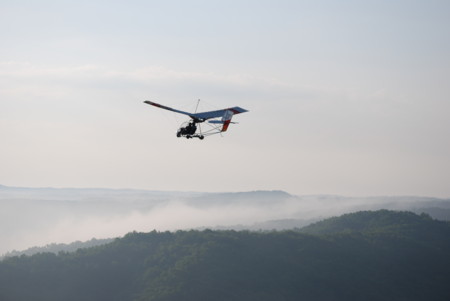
[191,107,248,120]
[144,101,194,118]
[144,100,248,123]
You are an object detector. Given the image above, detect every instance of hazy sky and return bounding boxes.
[1,0,449,197]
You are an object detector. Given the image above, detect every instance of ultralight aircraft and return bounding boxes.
[144,100,248,139]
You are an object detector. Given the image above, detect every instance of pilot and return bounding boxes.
[186,121,196,135]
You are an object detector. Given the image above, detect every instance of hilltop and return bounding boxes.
[300,209,441,234]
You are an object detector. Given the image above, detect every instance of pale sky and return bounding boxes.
[1,0,449,197]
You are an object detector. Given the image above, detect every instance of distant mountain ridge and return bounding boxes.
[2,184,450,256]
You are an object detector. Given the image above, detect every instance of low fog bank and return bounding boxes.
[1,185,449,255]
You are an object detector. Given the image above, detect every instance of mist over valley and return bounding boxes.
[1,184,449,255]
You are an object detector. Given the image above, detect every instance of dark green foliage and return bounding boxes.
[1,211,450,301]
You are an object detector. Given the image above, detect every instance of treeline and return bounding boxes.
[1,210,449,301]
[1,238,114,259]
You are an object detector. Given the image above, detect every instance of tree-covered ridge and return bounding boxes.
[1,210,450,301]
[300,209,449,235]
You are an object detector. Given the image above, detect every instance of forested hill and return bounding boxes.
[299,209,447,235]
[1,211,450,301]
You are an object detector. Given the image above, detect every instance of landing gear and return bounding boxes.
[183,134,204,140]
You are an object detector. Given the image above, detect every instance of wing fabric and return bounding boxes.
[144,101,194,118]
[191,107,248,120]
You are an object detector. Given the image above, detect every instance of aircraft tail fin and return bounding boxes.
[220,110,234,132]
[207,109,235,132]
